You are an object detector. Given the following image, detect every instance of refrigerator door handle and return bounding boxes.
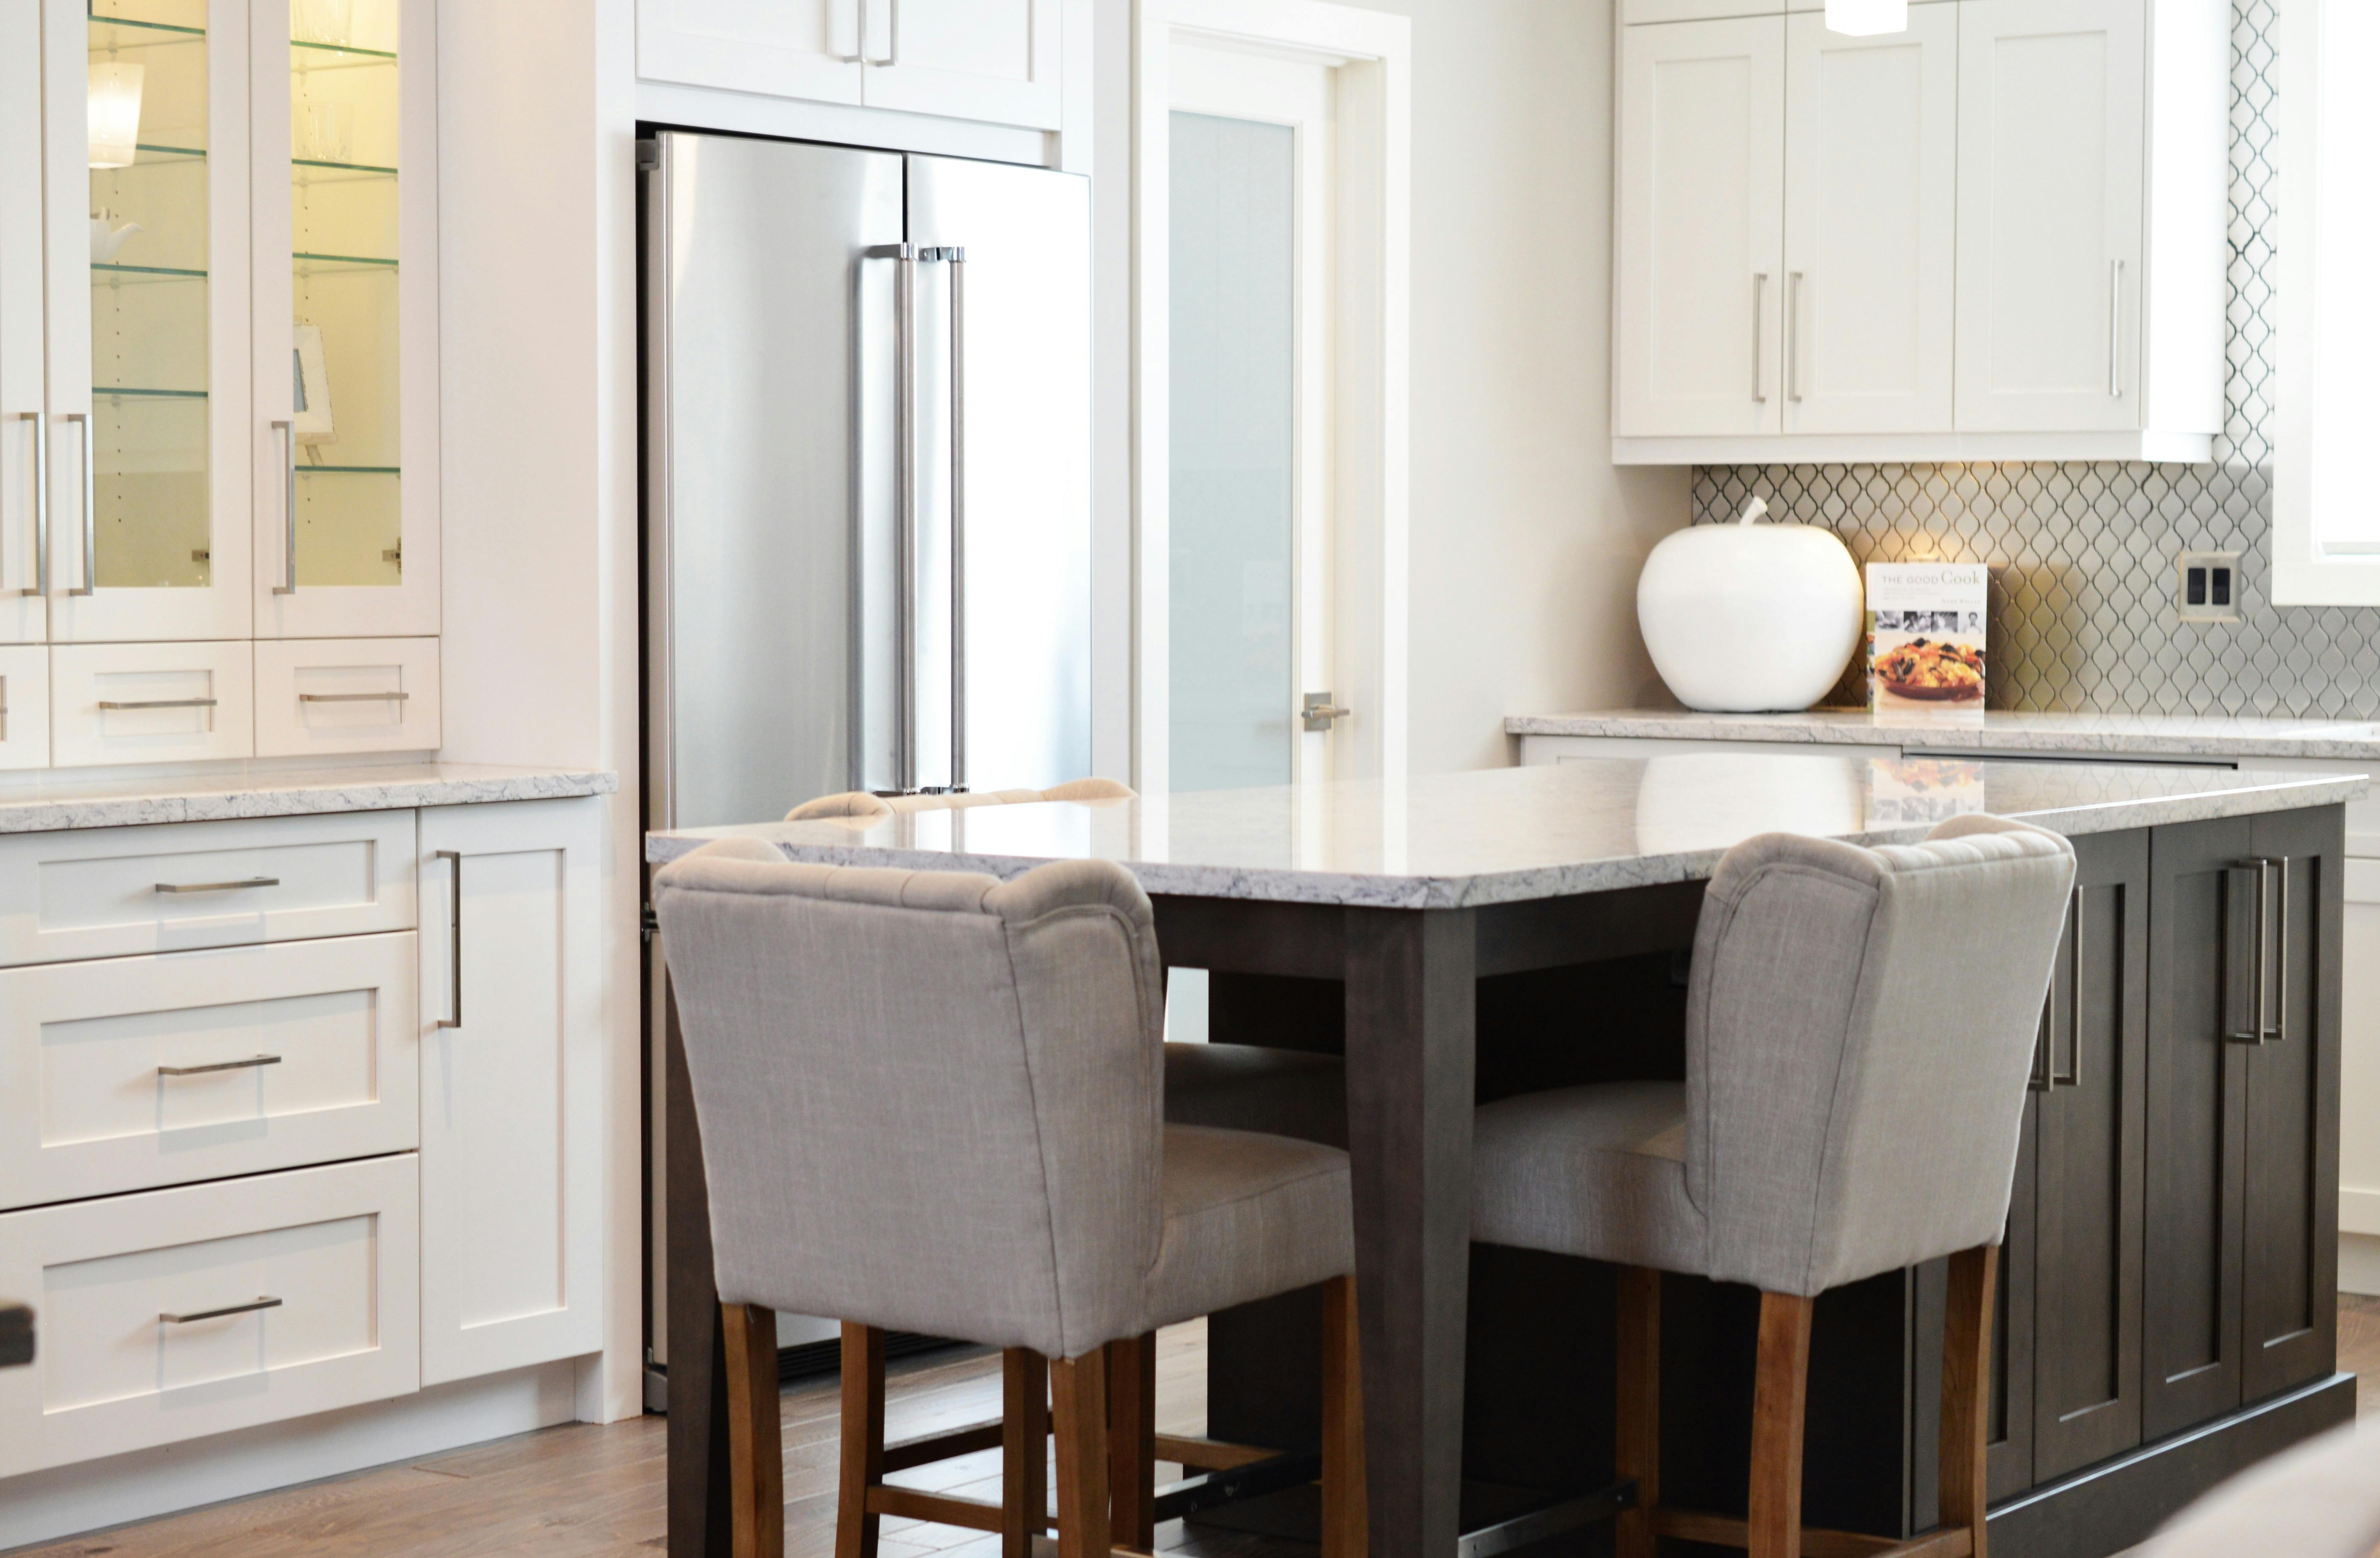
[924,246,968,792]
[866,241,917,792]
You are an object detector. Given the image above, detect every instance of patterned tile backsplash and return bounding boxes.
[1690,0,2380,719]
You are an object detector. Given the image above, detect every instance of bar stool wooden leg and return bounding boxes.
[1613,1266,1661,1558]
[1941,1245,1998,1558]
[721,1303,785,1558]
[1004,1347,1051,1557]
[1320,1275,1368,1558]
[1106,1334,1157,1550]
[1050,1350,1112,1558]
[1747,1292,1813,1558]
[836,1322,887,1558]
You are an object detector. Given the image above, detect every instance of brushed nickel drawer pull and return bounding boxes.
[99,698,217,710]
[155,877,280,894]
[158,1054,282,1076]
[437,849,463,1029]
[298,690,409,703]
[160,1296,282,1325]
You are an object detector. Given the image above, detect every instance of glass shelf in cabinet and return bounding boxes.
[93,262,207,279]
[296,465,399,475]
[293,252,398,274]
[293,157,398,181]
[90,15,205,41]
[133,143,206,162]
[290,38,397,70]
[95,387,208,399]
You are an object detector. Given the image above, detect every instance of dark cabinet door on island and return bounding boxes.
[2144,809,2343,1442]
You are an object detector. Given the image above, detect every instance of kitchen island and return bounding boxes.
[650,755,2366,1558]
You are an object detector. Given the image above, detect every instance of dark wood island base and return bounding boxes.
[653,772,2361,1558]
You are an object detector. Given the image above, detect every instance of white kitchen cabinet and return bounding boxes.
[44,0,256,644]
[635,0,865,108]
[49,639,255,768]
[1614,15,1785,438]
[0,1153,420,1478]
[857,0,1063,132]
[0,932,418,1209]
[1612,0,2227,465]
[0,3,44,646]
[636,0,1062,132]
[1781,5,1957,434]
[417,798,603,1387]
[253,635,440,756]
[0,645,47,769]
[1953,0,2145,434]
[251,0,442,639]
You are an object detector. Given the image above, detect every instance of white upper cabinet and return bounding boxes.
[1954,0,2145,434]
[637,0,1062,132]
[635,0,865,107]
[46,0,256,643]
[1615,16,1786,438]
[0,5,45,646]
[1612,0,2227,464]
[1782,5,1957,434]
[251,0,441,639]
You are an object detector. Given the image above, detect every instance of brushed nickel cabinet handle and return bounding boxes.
[160,1296,282,1325]
[437,849,463,1029]
[65,411,92,596]
[158,1054,282,1076]
[155,876,279,894]
[299,690,409,703]
[17,411,44,597]
[100,698,216,710]
[2228,858,2276,1044]
[273,418,297,594]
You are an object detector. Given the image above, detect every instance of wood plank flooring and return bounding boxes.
[17,1298,2380,1558]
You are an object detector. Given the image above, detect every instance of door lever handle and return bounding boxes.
[1302,693,1352,732]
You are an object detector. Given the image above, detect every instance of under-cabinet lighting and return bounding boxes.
[89,62,144,169]
[1826,0,1909,36]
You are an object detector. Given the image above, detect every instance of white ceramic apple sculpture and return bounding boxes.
[1636,497,1864,713]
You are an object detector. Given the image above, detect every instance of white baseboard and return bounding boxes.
[2342,1232,2380,1297]
[0,1361,581,1553]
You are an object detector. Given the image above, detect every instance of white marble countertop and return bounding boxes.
[1504,707,2380,762]
[0,761,616,834]
[645,756,2366,909]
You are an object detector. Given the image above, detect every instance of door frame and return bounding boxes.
[1133,0,1409,794]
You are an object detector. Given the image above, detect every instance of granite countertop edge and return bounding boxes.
[0,767,619,834]
[644,771,2368,910]
[1504,710,2380,762]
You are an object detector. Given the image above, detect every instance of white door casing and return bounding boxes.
[1134,0,1409,796]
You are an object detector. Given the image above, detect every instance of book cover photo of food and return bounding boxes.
[1866,562,1989,710]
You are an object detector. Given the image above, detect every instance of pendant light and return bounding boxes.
[1826,0,1909,35]
[88,61,144,169]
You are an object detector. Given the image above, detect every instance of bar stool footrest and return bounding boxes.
[1648,1505,1975,1558]
[1151,1449,1323,1524]
[1455,1478,1637,1558]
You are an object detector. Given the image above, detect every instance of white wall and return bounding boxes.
[1328,0,1685,773]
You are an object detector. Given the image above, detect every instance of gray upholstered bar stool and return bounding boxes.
[653,837,1366,1558]
[789,782,1350,1151]
[1470,816,2076,1558]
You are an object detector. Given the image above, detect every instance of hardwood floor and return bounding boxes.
[19,1298,2380,1558]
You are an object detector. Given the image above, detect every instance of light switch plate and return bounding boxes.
[2178,550,2242,624]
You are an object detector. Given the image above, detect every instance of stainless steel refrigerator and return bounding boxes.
[639,131,1091,1386]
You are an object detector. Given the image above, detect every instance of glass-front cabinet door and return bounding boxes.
[45,0,253,644]
[252,0,436,639]
[1,5,47,645]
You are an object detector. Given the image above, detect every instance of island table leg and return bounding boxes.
[1344,908,1478,1558]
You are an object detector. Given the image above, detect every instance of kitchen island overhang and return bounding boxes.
[649,755,2366,1558]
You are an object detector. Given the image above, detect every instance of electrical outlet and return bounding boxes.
[2177,550,2241,623]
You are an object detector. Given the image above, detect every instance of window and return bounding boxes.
[2275,0,2380,602]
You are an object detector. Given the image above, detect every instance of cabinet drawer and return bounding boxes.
[50,642,255,769]
[0,1154,419,1477]
[0,646,48,770]
[0,933,418,1211]
[254,638,441,758]
[0,811,416,967]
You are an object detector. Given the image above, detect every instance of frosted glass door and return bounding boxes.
[1169,112,1294,795]
[46,0,253,643]
[253,0,436,638]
